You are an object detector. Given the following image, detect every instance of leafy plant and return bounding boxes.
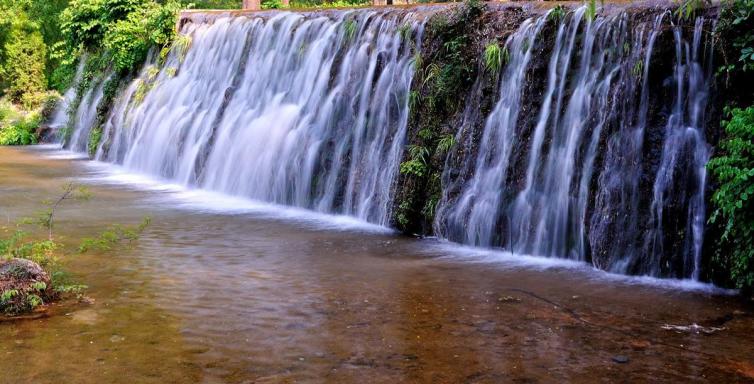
[707,106,754,292]
[288,0,370,8]
[717,0,754,74]
[675,0,711,20]
[421,195,439,220]
[398,23,412,43]
[2,24,48,108]
[483,42,502,73]
[549,5,567,22]
[105,1,184,73]
[408,90,420,111]
[169,33,193,63]
[585,0,597,22]
[0,184,154,315]
[343,19,357,42]
[78,217,151,252]
[400,145,430,177]
[262,0,284,8]
[395,199,412,229]
[0,113,40,145]
[30,182,92,240]
[87,127,102,156]
[632,60,644,77]
[0,289,19,303]
[408,144,430,164]
[436,134,456,154]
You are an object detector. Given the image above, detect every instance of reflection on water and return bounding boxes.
[1,146,753,383]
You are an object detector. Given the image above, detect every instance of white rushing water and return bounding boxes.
[66,71,112,153]
[434,8,713,279]
[60,6,715,280]
[48,59,88,132]
[643,17,711,279]
[434,14,549,247]
[89,10,423,226]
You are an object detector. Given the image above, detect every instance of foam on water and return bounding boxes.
[29,143,735,295]
[425,240,735,295]
[77,156,395,234]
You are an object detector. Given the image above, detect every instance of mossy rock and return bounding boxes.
[0,258,53,316]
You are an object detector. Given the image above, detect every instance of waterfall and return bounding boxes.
[642,17,711,279]
[48,59,87,133]
[92,10,423,225]
[66,71,112,153]
[60,5,717,280]
[434,8,713,279]
[434,15,548,246]
[589,14,667,274]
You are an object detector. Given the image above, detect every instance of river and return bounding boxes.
[1,145,753,383]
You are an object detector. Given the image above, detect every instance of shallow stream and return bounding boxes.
[1,146,752,383]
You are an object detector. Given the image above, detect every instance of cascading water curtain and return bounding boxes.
[65,70,113,153]
[435,8,713,279]
[90,11,424,226]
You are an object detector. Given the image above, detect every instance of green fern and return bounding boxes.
[343,19,357,42]
[436,134,456,154]
[484,42,503,73]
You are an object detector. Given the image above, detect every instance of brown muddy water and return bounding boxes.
[1,145,753,384]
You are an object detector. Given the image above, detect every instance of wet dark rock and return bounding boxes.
[0,258,53,316]
[612,355,630,364]
[35,125,56,143]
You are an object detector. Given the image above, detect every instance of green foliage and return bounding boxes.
[549,5,567,21]
[16,0,69,89]
[132,74,158,104]
[632,60,644,78]
[343,19,357,42]
[717,0,754,74]
[262,0,284,8]
[675,0,711,20]
[707,107,754,292]
[190,0,239,9]
[0,230,60,315]
[400,144,430,177]
[0,7,48,109]
[165,34,192,63]
[400,159,427,178]
[483,42,507,74]
[31,281,47,291]
[78,217,151,253]
[395,199,412,229]
[395,0,484,232]
[1,185,152,315]
[104,1,184,73]
[408,90,420,111]
[26,293,43,308]
[0,112,40,145]
[421,0,482,113]
[585,0,597,22]
[60,0,184,74]
[0,289,18,303]
[398,23,412,43]
[417,128,433,141]
[59,0,108,52]
[87,127,102,156]
[288,0,369,8]
[421,194,438,220]
[436,134,455,154]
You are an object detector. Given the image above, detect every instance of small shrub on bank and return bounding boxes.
[1,184,151,317]
[0,113,40,145]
